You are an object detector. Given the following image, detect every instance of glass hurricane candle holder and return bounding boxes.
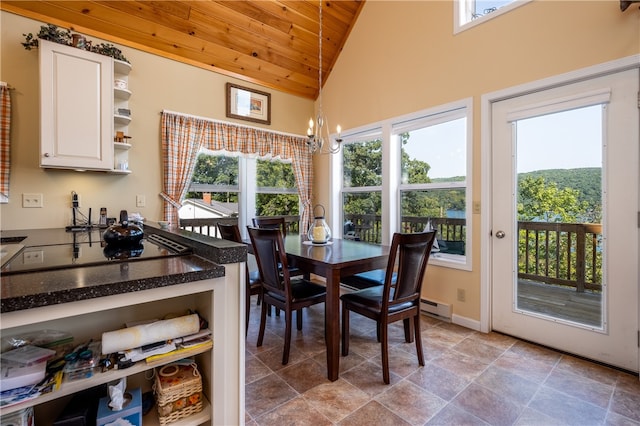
[307,205,331,244]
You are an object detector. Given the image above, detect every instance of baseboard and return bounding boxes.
[451,313,481,331]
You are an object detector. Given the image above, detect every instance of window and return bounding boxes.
[454,0,531,33]
[182,152,240,219]
[335,100,472,270]
[395,108,469,267]
[340,131,383,243]
[183,151,300,234]
[255,158,299,220]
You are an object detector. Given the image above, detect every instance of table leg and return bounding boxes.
[325,268,341,381]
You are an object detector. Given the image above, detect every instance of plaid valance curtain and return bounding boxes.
[160,111,314,234]
[0,85,11,203]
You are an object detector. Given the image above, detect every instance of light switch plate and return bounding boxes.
[136,194,146,207]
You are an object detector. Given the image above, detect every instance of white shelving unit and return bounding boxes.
[113,59,132,174]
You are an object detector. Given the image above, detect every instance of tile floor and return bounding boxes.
[244,295,640,426]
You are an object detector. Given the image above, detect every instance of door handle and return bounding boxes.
[495,230,506,239]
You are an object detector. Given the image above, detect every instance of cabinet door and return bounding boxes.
[39,40,113,170]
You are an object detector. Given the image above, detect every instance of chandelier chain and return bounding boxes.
[318,0,323,119]
[306,0,341,154]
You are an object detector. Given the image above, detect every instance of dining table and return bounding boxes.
[264,235,391,381]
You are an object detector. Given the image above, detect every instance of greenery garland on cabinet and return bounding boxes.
[22,23,129,63]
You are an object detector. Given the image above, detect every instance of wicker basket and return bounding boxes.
[153,362,204,425]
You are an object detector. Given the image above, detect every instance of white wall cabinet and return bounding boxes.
[39,40,133,173]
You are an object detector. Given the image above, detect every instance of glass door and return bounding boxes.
[491,68,639,372]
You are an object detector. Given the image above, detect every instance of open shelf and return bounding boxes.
[0,345,212,416]
[143,397,211,426]
[113,142,132,150]
[109,168,132,175]
[114,114,131,125]
[114,59,132,75]
[114,87,132,100]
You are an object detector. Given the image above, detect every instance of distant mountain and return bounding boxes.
[518,168,601,207]
[425,168,601,211]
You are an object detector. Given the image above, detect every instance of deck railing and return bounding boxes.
[179,215,602,293]
[518,221,602,293]
[179,215,300,238]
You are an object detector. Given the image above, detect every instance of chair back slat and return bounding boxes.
[217,222,242,243]
[247,227,290,298]
[385,231,436,308]
[252,217,287,236]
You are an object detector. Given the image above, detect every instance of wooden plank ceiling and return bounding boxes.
[2,0,365,99]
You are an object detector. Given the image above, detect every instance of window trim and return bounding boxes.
[454,0,532,34]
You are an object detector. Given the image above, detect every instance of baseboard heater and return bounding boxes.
[420,298,452,319]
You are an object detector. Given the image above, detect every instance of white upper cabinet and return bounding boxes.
[39,40,113,171]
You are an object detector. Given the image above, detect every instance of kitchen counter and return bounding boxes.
[0,225,245,424]
[0,224,247,313]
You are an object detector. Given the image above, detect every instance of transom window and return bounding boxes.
[455,0,531,33]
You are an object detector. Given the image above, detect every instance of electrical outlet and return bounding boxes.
[22,193,43,208]
[457,288,466,302]
[136,194,146,207]
[23,250,44,264]
[72,192,81,208]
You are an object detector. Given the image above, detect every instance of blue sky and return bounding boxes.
[402,118,467,179]
[516,105,602,173]
[402,105,601,179]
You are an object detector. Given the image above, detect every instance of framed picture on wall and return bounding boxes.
[226,83,271,125]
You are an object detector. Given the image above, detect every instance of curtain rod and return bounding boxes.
[161,109,306,140]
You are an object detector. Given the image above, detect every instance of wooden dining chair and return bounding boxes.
[247,226,327,365]
[340,231,437,384]
[252,216,287,236]
[217,222,263,337]
[252,216,304,278]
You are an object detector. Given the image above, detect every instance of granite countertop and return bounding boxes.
[0,224,247,313]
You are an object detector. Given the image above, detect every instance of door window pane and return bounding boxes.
[515,105,603,327]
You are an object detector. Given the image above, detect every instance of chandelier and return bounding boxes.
[307,0,342,154]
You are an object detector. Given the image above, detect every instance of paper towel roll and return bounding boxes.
[101,314,200,354]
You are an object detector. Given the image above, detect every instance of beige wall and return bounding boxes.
[1,3,638,323]
[315,1,639,321]
[0,11,313,230]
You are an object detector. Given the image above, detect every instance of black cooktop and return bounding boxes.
[1,233,191,275]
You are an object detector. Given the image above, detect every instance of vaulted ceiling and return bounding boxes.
[2,1,365,100]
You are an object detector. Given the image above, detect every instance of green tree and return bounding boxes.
[255,159,298,216]
[517,176,587,222]
[516,176,601,286]
[187,154,239,202]
[343,139,383,188]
